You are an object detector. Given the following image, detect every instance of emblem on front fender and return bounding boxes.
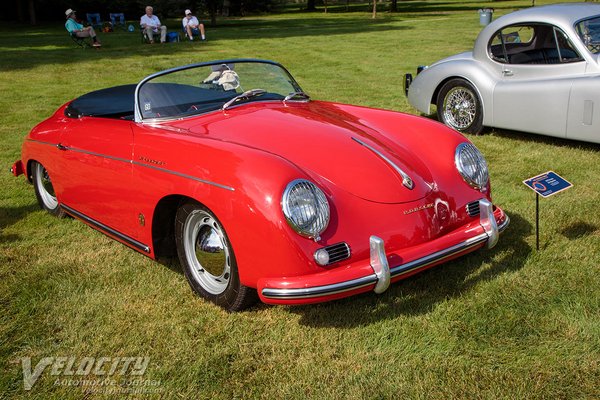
[403,203,434,215]
[138,156,166,166]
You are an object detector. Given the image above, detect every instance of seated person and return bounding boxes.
[182,9,206,41]
[65,9,101,47]
[140,5,167,44]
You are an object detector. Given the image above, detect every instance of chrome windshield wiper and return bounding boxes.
[222,89,266,110]
[283,91,310,102]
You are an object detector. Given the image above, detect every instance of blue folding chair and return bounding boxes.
[86,13,102,29]
[109,13,126,30]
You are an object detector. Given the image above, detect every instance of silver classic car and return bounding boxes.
[405,3,600,143]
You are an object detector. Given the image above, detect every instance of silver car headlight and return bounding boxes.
[455,142,489,189]
[282,179,330,240]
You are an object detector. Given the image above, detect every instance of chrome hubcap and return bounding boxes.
[35,163,58,209]
[183,210,230,295]
[443,87,476,130]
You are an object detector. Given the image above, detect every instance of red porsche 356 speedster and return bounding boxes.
[12,59,508,310]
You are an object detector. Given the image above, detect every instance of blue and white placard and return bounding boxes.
[523,171,572,198]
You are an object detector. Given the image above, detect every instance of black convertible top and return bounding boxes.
[65,84,136,119]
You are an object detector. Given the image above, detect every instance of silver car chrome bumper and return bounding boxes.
[261,199,509,301]
[370,236,391,294]
[479,198,499,249]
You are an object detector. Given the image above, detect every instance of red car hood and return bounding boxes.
[184,101,435,204]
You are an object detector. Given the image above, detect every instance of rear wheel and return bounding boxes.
[175,201,257,311]
[436,78,483,134]
[32,161,65,218]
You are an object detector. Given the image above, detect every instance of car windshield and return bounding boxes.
[137,60,305,121]
[575,16,600,54]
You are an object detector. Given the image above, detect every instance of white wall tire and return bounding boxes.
[175,201,257,311]
[32,161,65,218]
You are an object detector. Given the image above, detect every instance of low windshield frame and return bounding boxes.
[575,15,600,55]
[134,59,304,123]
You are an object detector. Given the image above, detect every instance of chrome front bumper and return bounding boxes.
[261,199,509,301]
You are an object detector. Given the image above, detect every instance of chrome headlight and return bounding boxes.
[455,143,489,189]
[282,179,330,240]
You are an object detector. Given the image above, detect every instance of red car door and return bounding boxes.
[55,117,138,240]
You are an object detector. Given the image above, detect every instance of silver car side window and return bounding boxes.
[489,23,582,65]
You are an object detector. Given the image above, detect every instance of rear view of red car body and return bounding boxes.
[12,59,508,310]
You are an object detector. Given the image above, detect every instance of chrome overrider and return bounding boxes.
[261,199,509,300]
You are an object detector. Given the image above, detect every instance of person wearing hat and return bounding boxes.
[141,6,167,44]
[182,9,206,41]
[65,9,101,47]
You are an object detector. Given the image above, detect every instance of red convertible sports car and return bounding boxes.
[12,59,509,310]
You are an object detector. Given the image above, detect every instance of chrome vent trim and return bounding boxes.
[466,200,480,217]
[351,137,414,190]
[323,242,351,265]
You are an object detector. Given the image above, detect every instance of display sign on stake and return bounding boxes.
[523,171,573,250]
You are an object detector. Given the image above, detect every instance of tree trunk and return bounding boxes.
[372,0,376,19]
[16,0,24,23]
[208,0,217,26]
[306,0,316,11]
[28,0,36,25]
[390,0,397,12]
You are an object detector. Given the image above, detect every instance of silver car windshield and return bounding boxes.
[137,61,304,121]
[576,16,600,54]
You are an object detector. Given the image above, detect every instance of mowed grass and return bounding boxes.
[1,0,599,398]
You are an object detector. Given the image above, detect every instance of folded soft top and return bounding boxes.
[65,84,136,118]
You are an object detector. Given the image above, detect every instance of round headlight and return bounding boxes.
[282,179,330,240]
[455,142,489,189]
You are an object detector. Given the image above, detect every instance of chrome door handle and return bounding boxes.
[502,69,513,77]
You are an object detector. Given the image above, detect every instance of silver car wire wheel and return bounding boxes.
[442,86,477,130]
[182,209,231,295]
[34,162,59,210]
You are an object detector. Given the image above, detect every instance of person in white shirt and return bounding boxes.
[140,5,167,43]
[182,9,206,41]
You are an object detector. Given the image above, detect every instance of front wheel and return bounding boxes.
[436,79,484,134]
[32,161,65,218]
[175,201,257,311]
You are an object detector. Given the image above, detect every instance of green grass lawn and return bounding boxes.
[1,0,599,398]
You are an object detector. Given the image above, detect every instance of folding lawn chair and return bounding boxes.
[70,32,91,49]
[86,13,102,30]
[109,13,126,30]
[141,26,150,43]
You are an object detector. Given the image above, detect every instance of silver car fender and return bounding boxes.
[408,56,498,126]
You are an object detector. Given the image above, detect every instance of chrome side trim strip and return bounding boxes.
[130,161,235,191]
[351,137,414,190]
[25,139,234,191]
[261,275,377,300]
[370,236,390,294]
[67,146,131,164]
[27,139,58,147]
[61,204,151,253]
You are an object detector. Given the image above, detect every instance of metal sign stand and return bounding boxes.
[523,171,572,251]
[535,193,539,251]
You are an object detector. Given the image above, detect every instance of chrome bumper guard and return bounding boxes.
[370,236,390,294]
[261,199,509,300]
[479,199,499,249]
